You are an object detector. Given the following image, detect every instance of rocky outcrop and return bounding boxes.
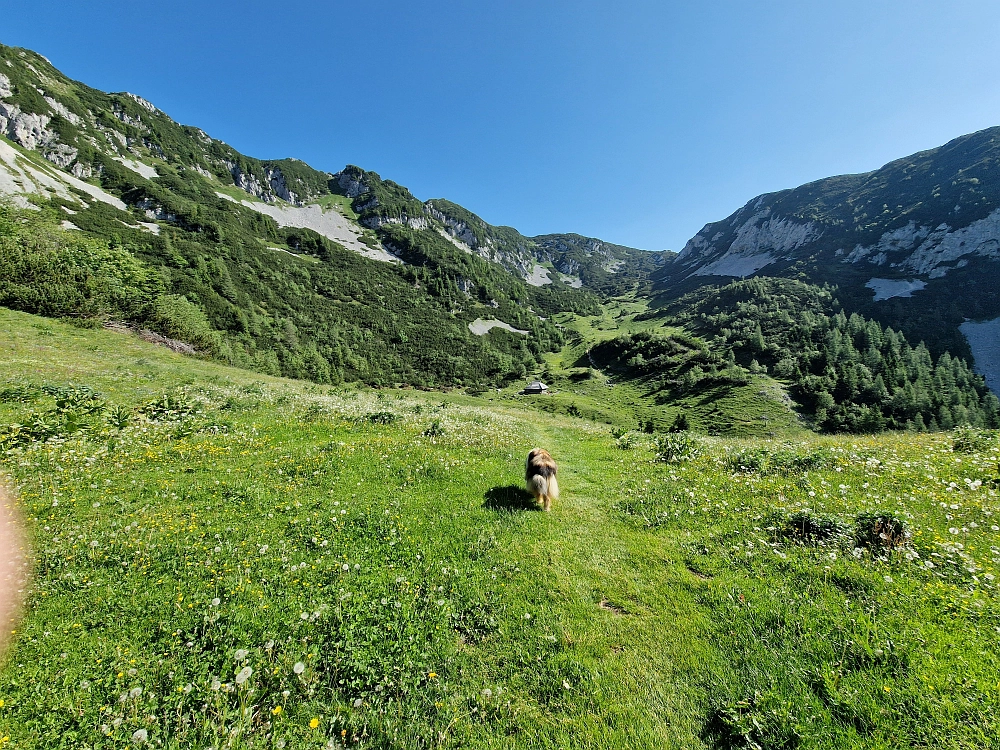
[0,73,12,99]
[0,101,54,150]
[845,208,1000,278]
[224,161,301,205]
[677,208,821,277]
[335,169,369,198]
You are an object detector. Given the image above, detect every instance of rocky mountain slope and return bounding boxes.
[653,126,1000,382]
[0,43,660,293]
[0,42,663,388]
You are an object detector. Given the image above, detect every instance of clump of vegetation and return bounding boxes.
[364,411,398,425]
[769,510,849,545]
[854,512,910,552]
[654,432,700,462]
[422,419,445,437]
[952,425,996,453]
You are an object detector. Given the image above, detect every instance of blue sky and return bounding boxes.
[5,1,1000,250]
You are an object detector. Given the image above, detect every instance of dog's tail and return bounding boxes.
[547,475,559,500]
[529,474,548,498]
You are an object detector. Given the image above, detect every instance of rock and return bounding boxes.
[0,101,53,149]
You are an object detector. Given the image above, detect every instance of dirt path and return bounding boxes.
[0,483,28,656]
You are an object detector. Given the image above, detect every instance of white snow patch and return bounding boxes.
[114,157,158,180]
[219,193,397,263]
[60,220,79,230]
[469,318,529,336]
[694,251,776,277]
[865,278,927,301]
[961,317,1000,395]
[525,264,552,286]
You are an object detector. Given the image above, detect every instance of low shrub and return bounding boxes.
[854,512,909,552]
[655,432,700,462]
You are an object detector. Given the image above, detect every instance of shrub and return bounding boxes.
[422,420,445,437]
[772,511,849,544]
[616,432,638,450]
[365,411,398,425]
[952,425,995,453]
[854,512,910,552]
[655,432,700,462]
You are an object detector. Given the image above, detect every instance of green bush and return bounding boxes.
[655,432,700,462]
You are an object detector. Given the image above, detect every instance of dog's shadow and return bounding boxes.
[483,484,540,512]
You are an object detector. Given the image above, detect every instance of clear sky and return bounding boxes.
[5,1,1000,251]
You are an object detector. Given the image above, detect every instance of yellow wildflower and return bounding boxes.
[309,718,320,729]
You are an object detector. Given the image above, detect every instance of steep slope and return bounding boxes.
[653,127,1000,370]
[0,42,659,388]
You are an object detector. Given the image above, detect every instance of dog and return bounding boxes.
[525,448,559,512]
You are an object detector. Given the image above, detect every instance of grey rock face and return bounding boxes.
[336,171,368,198]
[0,101,54,149]
[0,73,11,99]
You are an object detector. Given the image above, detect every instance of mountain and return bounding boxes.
[0,42,662,388]
[653,127,1000,382]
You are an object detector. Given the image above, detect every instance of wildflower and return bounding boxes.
[211,598,220,607]
[309,718,320,729]
[234,649,249,662]
[428,672,438,679]
[235,666,252,685]
[131,728,148,744]
[293,662,305,675]
[353,698,363,708]
[272,705,283,715]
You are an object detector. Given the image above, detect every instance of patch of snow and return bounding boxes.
[525,264,552,286]
[115,157,158,180]
[960,317,1000,394]
[694,251,776,277]
[224,195,398,263]
[468,318,529,336]
[60,220,79,230]
[865,278,926,301]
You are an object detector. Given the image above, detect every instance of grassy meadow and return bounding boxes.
[0,307,998,749]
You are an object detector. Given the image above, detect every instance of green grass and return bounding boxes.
[311,193,360,221]
[489,299,805,436]
[0,308,999,749]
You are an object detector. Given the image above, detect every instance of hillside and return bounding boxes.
[0,42,662,389]
[653,127,1000,372]
[1,308,999,748]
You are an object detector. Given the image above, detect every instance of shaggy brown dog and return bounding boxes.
[525,448,559,512]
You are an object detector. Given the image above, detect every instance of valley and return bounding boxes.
[1,36,1000,749]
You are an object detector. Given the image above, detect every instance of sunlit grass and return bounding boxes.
[0,308,998,749]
